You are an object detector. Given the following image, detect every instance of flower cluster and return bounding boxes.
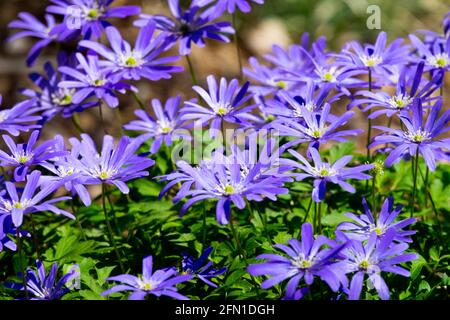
[249,199,417,300]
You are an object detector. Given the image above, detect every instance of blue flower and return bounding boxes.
[124,96,191,154]
[102,255,193,300]
[337,197,416,243]
[68,134,155,194]
[135,0,234,55]
[0,170,74,227]
[284,147,373,202]
[79,22,183,82]
[181,246,227,287]
[338,229,418,300]
[247,223,348,300]
[0,96,41,136]
[47,0,141,39]
[5,260,79,300]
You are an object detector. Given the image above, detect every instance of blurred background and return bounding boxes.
[0,0,449,146]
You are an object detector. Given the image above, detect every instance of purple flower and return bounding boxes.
[5,260,79,300]
[0,215,30,252]
[216,0,264,14]
[180,75,257,138]
[79,23,183,82]
[247,223,348,300]
[21,56,99,120]
[349,62,441,118]
[135,0,234,55]
[0,170,74,227]
[159,139,292,224]
[409,33,450,72]
[243,57,294,97]
[0,96,42,136]
[370,98,450,171]
[47,0,141,39]
[102,255,193,300]
[181,246,227,287]
[337,197,416,243]
[264,82,340,119]
[58,53,134,108]
[285,147,373,202]
[39,135,92,206]
[124,96,190,154]
[8,12,73,66]
[337,31,411,72]
[0,130,68,181]
[68,134,155,194]
[271,98,362,149]
[339,229,418,300]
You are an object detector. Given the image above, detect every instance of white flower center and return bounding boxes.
[404,129,430,143]
[136,277,156,291]
[82,2,105,21]
[361,55,383,67]
[13,150,32,164]
[292,256,314,269]
[216,183,242,196]
[52,88,75,106]
[304,126,326,139]
[293,102,316,117]
[118,51,145,68]
[3,199,32,211]
[213,103,232,116]
[387,94,413,110]
[312,165,337,177]
[319,68,338,82]
[157,119,175,134]
[427,53,450,68]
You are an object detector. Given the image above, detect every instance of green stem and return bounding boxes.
[71,113,85,134]
[298,198,313,239]
[114,107,125,135]
[102,184,125,273]
[185,55,198,85]
[98,101,108,135]
[366,68,373,161]
[70,195,86,241]
[132,91,146,110]
[313,201,317,232]
[317,202,322,233]
[424,167,429,208]
[232,13,243,80]
[411,149,420,218]
[229,211,246,261]
[201,206,207,251]
[16,229,28,299]
[371,175,376,215]
[29,213,41,261]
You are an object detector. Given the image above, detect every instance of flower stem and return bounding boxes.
[16,229,28,299]
[185,55,198,86]
[29,213,41,261]
[132,91,146,110]
[98,101,108,135]
[101,184,125,273]
[229,211,246,261]
[201,206,207,251]
[298,197,313,238]
[424,167,429,208]
[371,175,377,215]
[317,202,322,233]
[366,68,373,161]
[232,13,243,80]
[411,149,420,218]
[114,107,125,136]
[71,113,85,134]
